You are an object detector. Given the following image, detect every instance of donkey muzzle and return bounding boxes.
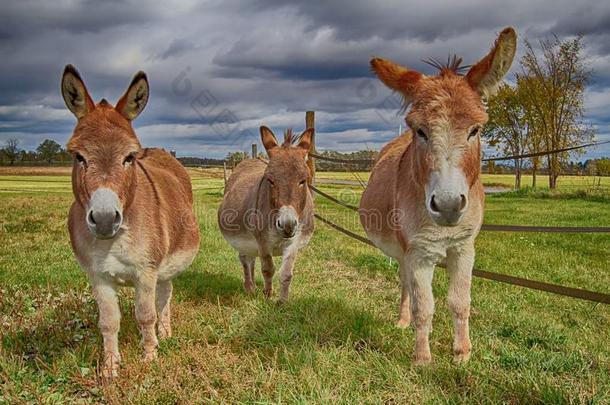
[276,206,298,238]
[86,188,123,239]
[426,168,469,227]
[428,191,468,226]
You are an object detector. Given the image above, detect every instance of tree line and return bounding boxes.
[3,136,609,176]
[0,138,71,165]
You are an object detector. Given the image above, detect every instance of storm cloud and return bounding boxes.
[1,0,609,159]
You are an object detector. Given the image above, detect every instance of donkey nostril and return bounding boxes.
[430,195,440,213]
[88,211,96,225]
[114,211,122,225]
[459,195,467,211]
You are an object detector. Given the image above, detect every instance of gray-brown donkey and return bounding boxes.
[218,126,314,303]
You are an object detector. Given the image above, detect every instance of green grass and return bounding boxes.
[1,173,609,404]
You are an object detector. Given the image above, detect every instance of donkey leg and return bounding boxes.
[397,258,411,328]
[250,258,256,288]
[447,244,474,363]
[239,254,256,293]
[260,255,275,298]
[90,277,121,378]
[278,249,298,304]
[135,270,158,362]
[406,252,435,365]
[156,280,173,340]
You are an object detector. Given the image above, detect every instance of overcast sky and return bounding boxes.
[1,0,609,159]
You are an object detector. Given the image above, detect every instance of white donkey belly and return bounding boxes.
[79,232,141,286]
[79,232,197,285]
[157,248,198,281]
[224,233,260,257]
[366,231,404,260]
[224,231,310,258]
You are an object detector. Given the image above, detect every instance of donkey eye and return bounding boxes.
[75,153,86,165]
[123,153,136,165]
[267,178,275,186]
[299,179,307,186]
[416,128,428,140]
[468,127,480,140]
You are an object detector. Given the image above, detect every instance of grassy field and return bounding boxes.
[1,168,609,403]
[317,171,610,190]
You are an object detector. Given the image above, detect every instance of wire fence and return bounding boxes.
[209,132,609,304]
[308,143,610,305]
[309,139,610,165]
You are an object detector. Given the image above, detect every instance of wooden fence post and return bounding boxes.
[251,143,257,159]
[223,161,228,186]
[305,110,316,186]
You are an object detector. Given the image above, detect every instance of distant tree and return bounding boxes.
[486,161,497,174]
[588,158,610,176]
[485,83,528,189]
[36,139,62,164]
[517,75,546,187]
[225,151,250,168]
[4,138,20,165]
[56,148,72,163]
[20,150,38,162]
[521,34,595,189]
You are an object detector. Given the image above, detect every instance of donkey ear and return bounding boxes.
[466,27,517,99]
[370,57,423,105]
[116,71,149,121]
[61,65,95,119]
[260,126,279,153]
[297,128,314,153]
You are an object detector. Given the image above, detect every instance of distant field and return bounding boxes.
[0,166,72,176]
[318,171,610,189]
[1,168,609,403]
[2,166,608,191]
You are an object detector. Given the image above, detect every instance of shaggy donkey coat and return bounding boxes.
[62,65,200,377]
[218,127,314,303]
[360,28,517,364]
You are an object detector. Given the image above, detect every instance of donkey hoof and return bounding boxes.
[158,327,172,340]
[101,366,119,379]
[263,289,273,298]
[396,318,410,329]
[244,283,256,294]
[101,353,120,379]
[142,350,158,363]
[453,351,471,363]
[414,352,432,366]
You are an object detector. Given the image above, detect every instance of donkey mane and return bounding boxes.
[281,128,302,147]
[422,55,470,76]
[396,55,471,113]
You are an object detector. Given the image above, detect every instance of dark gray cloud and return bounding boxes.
[0,0,609,159]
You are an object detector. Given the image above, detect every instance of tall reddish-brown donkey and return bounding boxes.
[360,28,517,364]
[62,65,200,377]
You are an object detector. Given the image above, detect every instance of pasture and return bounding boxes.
[1,168,609,403]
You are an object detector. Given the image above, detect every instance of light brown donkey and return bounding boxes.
[218,127,314,303]
[62,65,200,377]
[360,28,517,364]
